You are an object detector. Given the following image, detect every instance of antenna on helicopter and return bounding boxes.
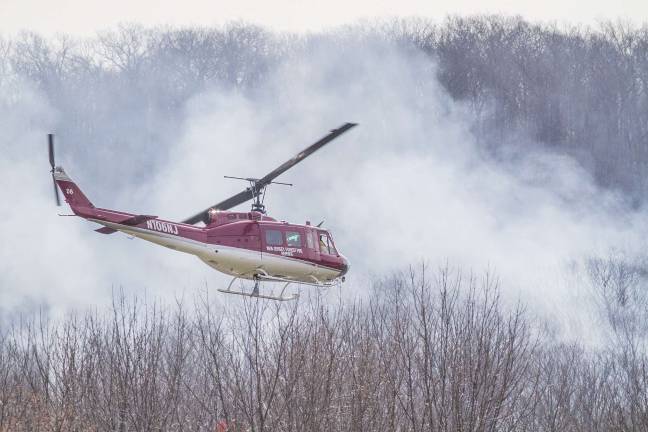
[223,176,293,213]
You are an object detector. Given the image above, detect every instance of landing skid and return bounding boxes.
[256,272,336,288]
[217,277,299,301]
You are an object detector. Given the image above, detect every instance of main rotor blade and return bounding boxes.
[48,134,55,169]
[255,122,357,188]
[181,123,357,225]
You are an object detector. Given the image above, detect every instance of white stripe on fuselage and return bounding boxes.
[89,219,341,283]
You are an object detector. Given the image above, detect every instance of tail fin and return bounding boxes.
[52,167,95,214]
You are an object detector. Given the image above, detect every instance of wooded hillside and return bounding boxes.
[2,17,648,197]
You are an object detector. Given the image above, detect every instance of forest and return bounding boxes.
[2,16,648,196]
[2,264,648,431]
[2,16,648,431]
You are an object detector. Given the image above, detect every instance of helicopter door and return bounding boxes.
[317,231,340,268]
[305,228,320,260]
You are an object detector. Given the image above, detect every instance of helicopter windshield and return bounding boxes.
[318,232,337,255]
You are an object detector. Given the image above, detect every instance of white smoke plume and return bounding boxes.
[1,32,645,341]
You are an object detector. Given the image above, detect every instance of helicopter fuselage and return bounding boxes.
[55,168,348,285]
[92,210,348,284]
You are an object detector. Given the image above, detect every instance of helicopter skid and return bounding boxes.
[218,277,298,301]
[217,288,299,301]
[255,272,335,288]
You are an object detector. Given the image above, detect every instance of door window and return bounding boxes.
[265,229,283,246]
[286,231,302,247]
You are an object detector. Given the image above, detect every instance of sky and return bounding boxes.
[0,0,647,36]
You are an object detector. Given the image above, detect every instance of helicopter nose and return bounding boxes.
[339,255,350,277]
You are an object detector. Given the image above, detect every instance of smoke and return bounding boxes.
[1,30,646,341]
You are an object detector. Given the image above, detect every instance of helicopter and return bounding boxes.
[49,123,356,301]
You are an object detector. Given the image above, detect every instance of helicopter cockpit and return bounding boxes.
[318,231,337,255]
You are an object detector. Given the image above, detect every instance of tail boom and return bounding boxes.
[52,167,207,256]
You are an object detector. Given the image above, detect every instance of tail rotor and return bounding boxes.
[48,133,61,206]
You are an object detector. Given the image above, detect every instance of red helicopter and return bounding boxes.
[49,123,356,300]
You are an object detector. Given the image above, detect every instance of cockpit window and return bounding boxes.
[286,231,301,247]
[319,233,337,255]
[265,229,283,246]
